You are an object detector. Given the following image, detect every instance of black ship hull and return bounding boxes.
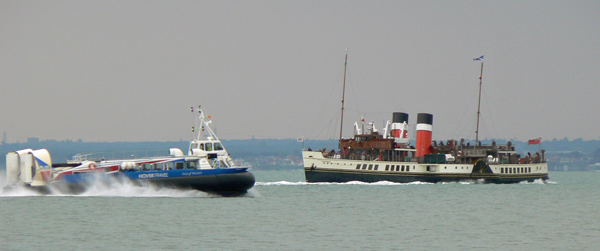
[305,168,548,184]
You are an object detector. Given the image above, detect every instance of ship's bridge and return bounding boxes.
[188,139,227,157]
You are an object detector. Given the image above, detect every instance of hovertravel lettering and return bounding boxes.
[138,173,169,179]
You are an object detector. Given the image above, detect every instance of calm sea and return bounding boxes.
[1,170,599,250]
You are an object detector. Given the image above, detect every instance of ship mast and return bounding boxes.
[339,48,348,142]
[475,56,484,144]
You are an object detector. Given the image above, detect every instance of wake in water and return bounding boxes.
[1,181,211,198]
[520,178,557,185]
[0,173,257,198]
[256,180,434,186]
[257,178,556,186]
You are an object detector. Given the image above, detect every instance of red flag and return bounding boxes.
[528,137,541,145]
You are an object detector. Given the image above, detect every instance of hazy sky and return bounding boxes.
[1,1,599,143]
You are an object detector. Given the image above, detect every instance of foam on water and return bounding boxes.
[0,172,233,198]
[255,180,434,186]
[256,179,556,186]
[520,178,557,185]
[1,184,46,197]
[71,178,212,198]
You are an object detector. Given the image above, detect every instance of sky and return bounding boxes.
[1,0,599,143]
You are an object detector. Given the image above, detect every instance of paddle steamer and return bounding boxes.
[303,53,548,183]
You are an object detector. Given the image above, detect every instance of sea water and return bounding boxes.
[1,170,599,250]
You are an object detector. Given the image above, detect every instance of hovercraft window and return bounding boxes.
[186,161,198,169]
[175,162,184,169]
[142,163,152,171]
[153,163,163,171]
[165,162,174,170]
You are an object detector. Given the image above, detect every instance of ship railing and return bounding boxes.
[323,152,412,162]
[71,149,172,162]
[434,144,515,152]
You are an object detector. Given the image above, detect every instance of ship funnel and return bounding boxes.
[391,112,409,145]
[415,113,433,158]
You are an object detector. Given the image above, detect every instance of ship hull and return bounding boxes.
[305,168,548,184]
[303,151,549,184]
[143,171,256,196]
